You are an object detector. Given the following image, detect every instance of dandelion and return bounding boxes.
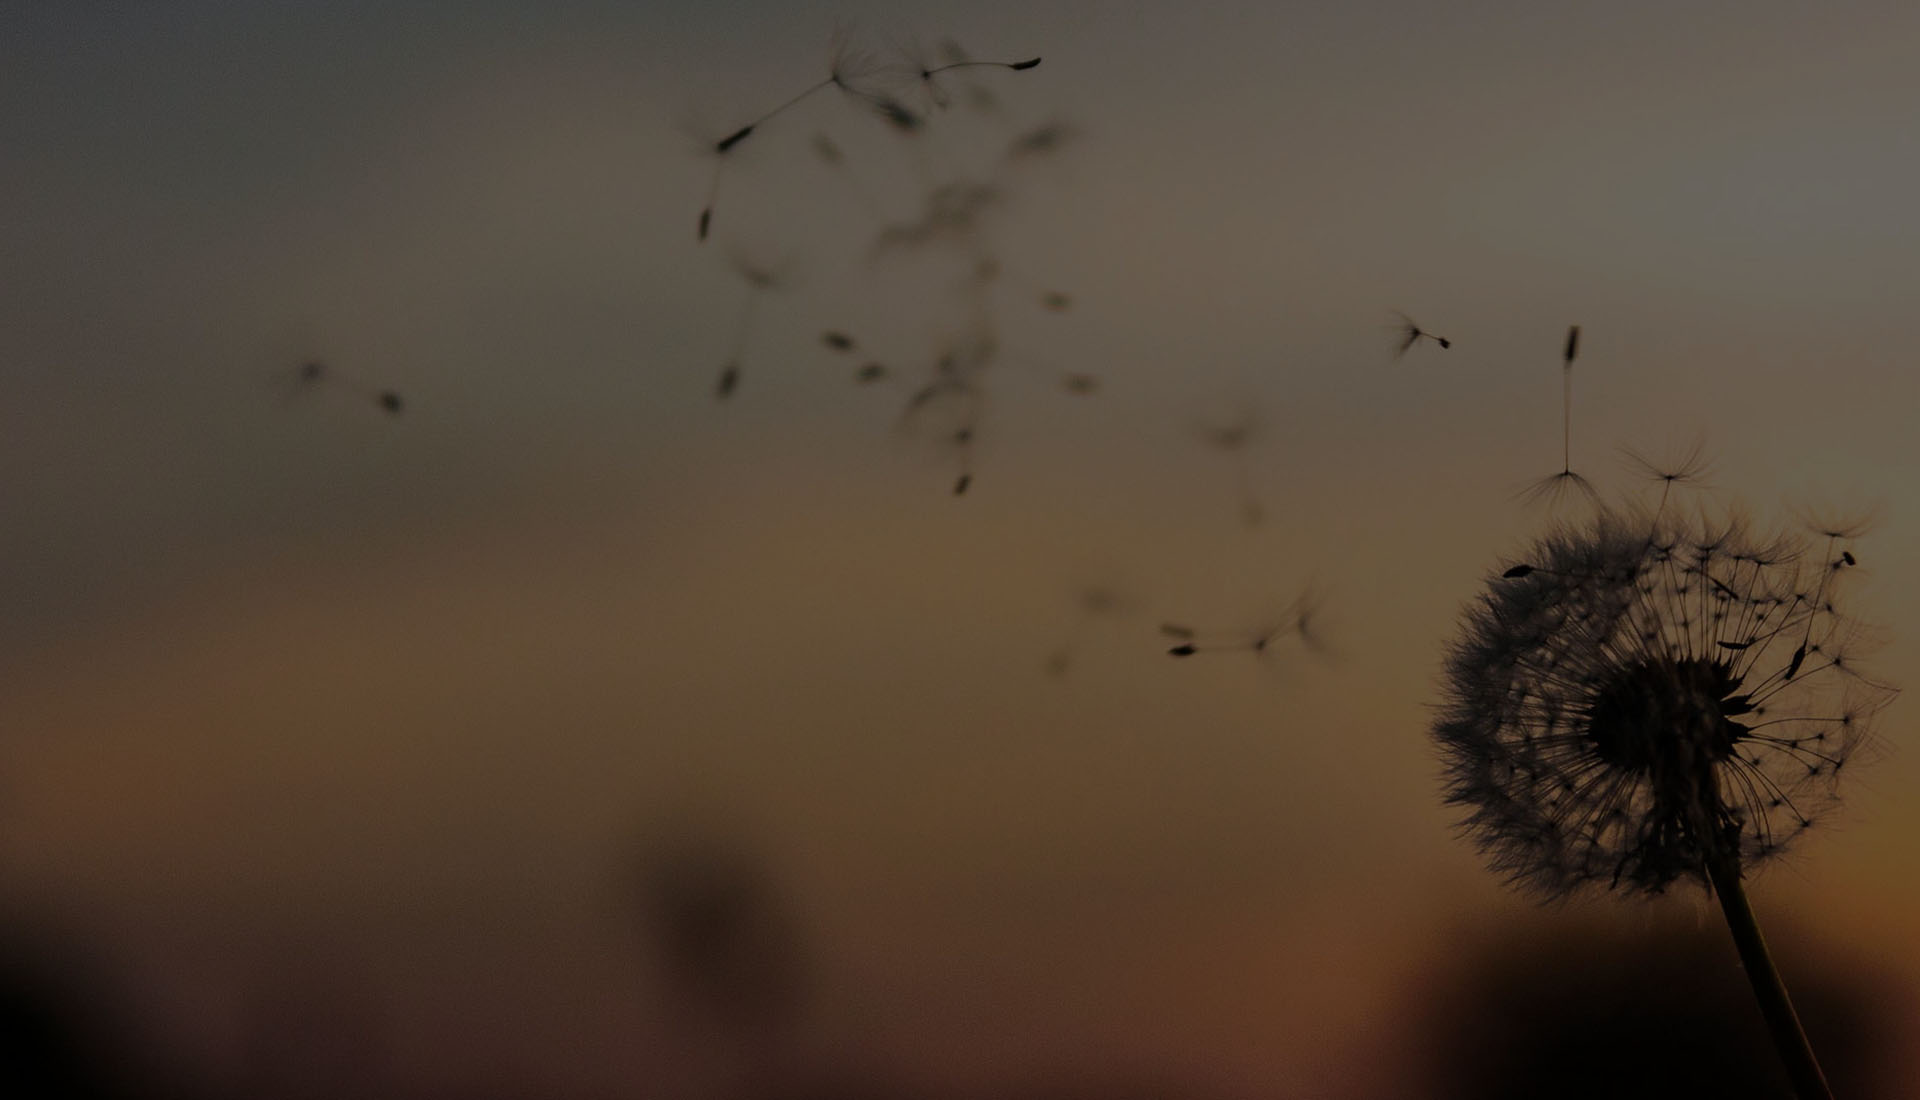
[1433,504,1895,1100]
[1390,310,1451,358]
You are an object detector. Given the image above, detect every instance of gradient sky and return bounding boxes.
[5,2,1920,1096]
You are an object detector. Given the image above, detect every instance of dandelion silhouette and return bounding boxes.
[1518,325,1598,511]
[1433,503,1896,1099]
[1390,310,1452,358]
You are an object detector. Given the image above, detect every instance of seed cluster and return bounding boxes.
[1435,509,1893,895]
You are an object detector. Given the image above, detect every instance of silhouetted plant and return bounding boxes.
[1433,502,1896,1099]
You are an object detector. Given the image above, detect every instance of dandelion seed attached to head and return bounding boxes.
[1433,504,1894,1099]
[1622,436,1714,516]
[1519,324,1598,514]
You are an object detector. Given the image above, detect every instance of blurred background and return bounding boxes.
[4,1,1918,1096]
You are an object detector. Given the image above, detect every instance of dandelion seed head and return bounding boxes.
[1434,506,1895,897]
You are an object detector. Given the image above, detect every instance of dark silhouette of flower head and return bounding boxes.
[1435,506,1893,898]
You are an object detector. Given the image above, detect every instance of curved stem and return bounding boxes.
[1706,855,1834,1100]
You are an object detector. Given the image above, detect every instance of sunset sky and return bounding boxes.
[5,3,1920,1096]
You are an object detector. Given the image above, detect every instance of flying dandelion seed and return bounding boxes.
[696,28,911,241]
[1162,586,1329,661]
[1433,503,1895,1100]
[1390,311,1451,358]
[895,34,1042,112]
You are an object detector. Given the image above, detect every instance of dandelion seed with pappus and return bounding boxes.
[1432,504,1896,1100]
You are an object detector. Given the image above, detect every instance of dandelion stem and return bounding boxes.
[1705,854,1834,1100]
[1562,363,1571,474]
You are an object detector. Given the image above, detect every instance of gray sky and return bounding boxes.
[5,2,1920,1095]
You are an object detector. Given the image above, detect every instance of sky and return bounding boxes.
[4,2,1920,1096]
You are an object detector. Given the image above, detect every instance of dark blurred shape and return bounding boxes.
[0,921,127,1100]
[1565,324,1582,364]
[872,98,922,133]
[633,834,807,1036]
[717,364,740,400]
[1390,311,1451,357]
[376,391,403,416]
[1414,914,1908,1100]
[1060,372,1097,395]
[1040,291,1073,312]
[822,331,855,352]
[854,363,888,384]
